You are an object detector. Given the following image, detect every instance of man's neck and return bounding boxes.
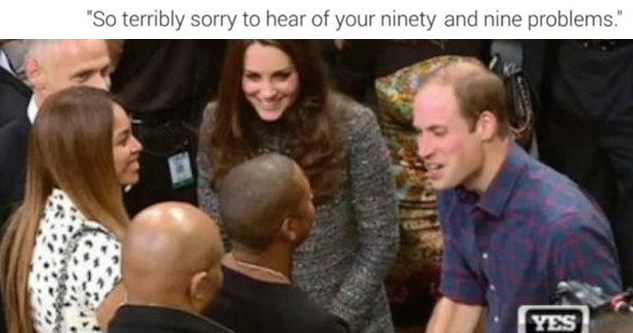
[466,138,511,194]
[228,245,293,282]
[126,297,197,315]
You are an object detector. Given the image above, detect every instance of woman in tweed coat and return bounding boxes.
[197,40,399,333]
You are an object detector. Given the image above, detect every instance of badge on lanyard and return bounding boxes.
[168,151,194,189]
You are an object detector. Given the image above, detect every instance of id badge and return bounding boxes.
[168,152,194,189]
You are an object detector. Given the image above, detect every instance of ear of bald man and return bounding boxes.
[189,257,224,314]
[279,214,310,246]
[280,218,300,243]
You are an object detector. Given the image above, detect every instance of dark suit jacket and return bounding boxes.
[109,305,235,333]
[0,67,30,333]
[0,114,30,225]
[0,66,30,128]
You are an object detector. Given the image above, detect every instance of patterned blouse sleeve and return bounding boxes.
[67,226,121,311]
[330,99,400,330]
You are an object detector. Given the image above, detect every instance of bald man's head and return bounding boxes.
[418,58,510,138]
[123,202,224,313]
[219,153,315,251]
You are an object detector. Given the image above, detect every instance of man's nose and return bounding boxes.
[417,136,434,159]
[88,75,110,91]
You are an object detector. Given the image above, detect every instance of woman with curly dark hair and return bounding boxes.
[197,40,399,333]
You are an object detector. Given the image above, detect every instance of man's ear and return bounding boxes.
[25,58,45,94]
[189,271,211,311]
[476,110,498,141]
[280,218,298,243]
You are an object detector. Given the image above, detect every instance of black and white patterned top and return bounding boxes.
[28,188,121,333]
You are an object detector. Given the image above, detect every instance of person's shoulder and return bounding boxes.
[528,174,612,244]
[329,91,374,124]
[81,219,119,239]
[207,319,238,333]
[0,114,29,146]
[203,100,219,114]
[45,189,111,234]
[281,287,350,333]
[328,91,380,146]
[0,66,30,96]
[316,313,351,333]
[200,100,219,131]
[542,205,611,240]
[0,115,29,188]
[216,269,349,333]
[515,154,599,218]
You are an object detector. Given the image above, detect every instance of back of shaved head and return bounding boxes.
[219,153,309,251]
[122,202,224,307]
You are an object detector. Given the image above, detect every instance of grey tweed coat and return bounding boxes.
[197,93,399,333]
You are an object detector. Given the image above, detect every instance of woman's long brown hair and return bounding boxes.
[0,86,129,333]
[209,39,345,205]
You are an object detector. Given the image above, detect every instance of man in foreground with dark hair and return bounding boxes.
[109,202,233,333]
[208,153,350,333]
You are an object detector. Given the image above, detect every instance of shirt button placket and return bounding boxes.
[482,251,500,326]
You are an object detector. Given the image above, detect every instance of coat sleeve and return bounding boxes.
[196,102,230,247]
[329,100,400,331]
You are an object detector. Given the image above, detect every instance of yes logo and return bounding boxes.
[518,305,589,333]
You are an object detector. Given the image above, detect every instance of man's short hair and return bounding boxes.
[218,153,306,251]
[25,40,57,60]
[420,57,510,137]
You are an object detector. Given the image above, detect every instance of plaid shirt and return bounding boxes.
[438,143,621,333]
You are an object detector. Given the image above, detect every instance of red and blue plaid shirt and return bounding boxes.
[438,143,621,333]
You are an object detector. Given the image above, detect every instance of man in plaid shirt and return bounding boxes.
[413,59,622,333]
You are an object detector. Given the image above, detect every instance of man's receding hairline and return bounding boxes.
[424,61,485,87]
[26,40,63,61]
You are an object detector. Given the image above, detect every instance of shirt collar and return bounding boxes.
[0,50,14,75]
[222,253,291,285]
[476,142,528,218]
[27,96,38,124]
